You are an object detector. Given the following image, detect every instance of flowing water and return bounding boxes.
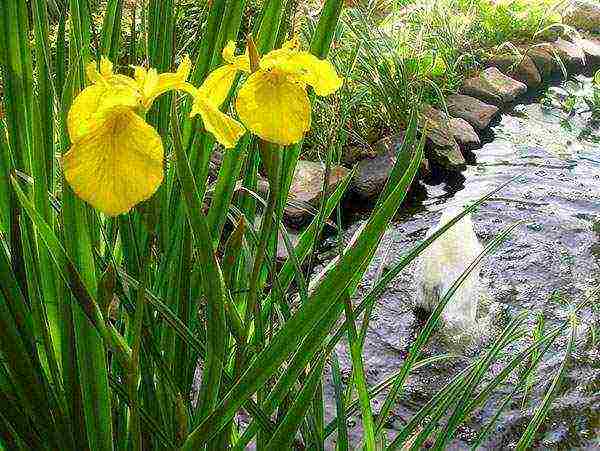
[322,75,600,449]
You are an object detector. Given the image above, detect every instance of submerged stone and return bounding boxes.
[446,94,500,130]
[414,205,485,331]
[460,67,527,105]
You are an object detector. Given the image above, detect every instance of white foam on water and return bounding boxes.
[414,204,486,333]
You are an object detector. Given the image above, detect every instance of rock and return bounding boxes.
[342,145,377,167]
[460,67,527,105]
[446,94,500,130]
[564,0,600,34]
[488,54,542,88]
[349,133,429,199]
[350,135,404,200]
[286,160,349,224]
[573,37,600,66]
[208,150,224,179]
[524,46,562,80]
[540,39,585,71]
[420,105,466,168]
[449,117,480,151]
[276,227,300,261]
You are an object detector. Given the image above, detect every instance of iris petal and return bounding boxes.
[235,71,310,145]
[63,110,164,216]
[199,64,239,108]
[190,94,246,149]
[67,83,141,143]
[136,55,193,108]
[222,41,250,72]
[261,51,343,96]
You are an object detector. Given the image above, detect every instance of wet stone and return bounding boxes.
[460,67,528,105]
[342,144,377,167]
[574,37,600,66]
[286,160,349,224]
[541,39,585,71]
[525,46,562,81]
[488,54,542,88]
[446,94,500,130]
[449,117,481,151]
[420,105,466,169]
[276,227,300,261]
[350,134,405,200]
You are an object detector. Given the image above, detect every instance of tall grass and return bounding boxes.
[305,0,569,149]
[0,1,587,450]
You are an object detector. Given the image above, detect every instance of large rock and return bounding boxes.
[276,227,300,262]
[488,54,542,88]
[446,94,500,130]
[420,105,466,168]
[564,0,600,34]
[460,67,527,105]
[573,37,600,66]
[449,117,480,151]
[540,39,585,71]
[524,46,562,80]
[342,145,377,167]
[350,134,404,200]
[286,160,349,224]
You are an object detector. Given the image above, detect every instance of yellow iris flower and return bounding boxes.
[203,39,343,145]
[64,56,245,216]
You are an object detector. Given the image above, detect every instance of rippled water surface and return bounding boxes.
[324,76,600,449]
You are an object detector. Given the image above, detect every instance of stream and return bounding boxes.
[323,75,600,449]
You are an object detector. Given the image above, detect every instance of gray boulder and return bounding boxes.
[446,94,500,130]
[460,67,527,105]
[488,54,542,88]
[286,160,349,224]
[574,37,600,66]
[449,117,480,151]
[420,105,466,168]
[350,135,404,200]
[524,46,562,80]
[540,39,585,71]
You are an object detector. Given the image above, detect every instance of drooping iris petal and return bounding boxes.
[63,110,164,216]
[199,64,239,108]
[235,71,310,145]
[100,57,114,77]
[261,50,343,96]
[190,93,246,149]
[67,83,141,142]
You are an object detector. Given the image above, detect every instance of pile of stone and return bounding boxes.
[264,3,600,255]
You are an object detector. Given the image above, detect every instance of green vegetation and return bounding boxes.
[306,0,567,152]
[0,0,594,450]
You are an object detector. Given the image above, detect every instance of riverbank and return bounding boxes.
[278,1,600,229]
